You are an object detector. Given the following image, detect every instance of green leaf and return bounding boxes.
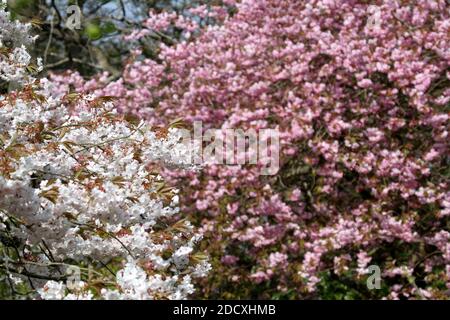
[85,23,102,40]
[101,22,117,35]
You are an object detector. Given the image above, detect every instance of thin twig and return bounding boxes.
[43,11,55,65]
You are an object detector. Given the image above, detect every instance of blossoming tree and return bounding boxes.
[0,4,209,300]
[52,0,450,299]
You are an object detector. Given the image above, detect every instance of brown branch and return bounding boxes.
[0,264,67,281]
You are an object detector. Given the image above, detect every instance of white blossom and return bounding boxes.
[0,6,209,300]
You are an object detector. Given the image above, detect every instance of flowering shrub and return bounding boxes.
[52,0,449,299]
[0,5,209,300]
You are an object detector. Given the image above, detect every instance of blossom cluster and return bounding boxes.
[51,0,449,299]
[0,6,208,300]
[0,2,42,86]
